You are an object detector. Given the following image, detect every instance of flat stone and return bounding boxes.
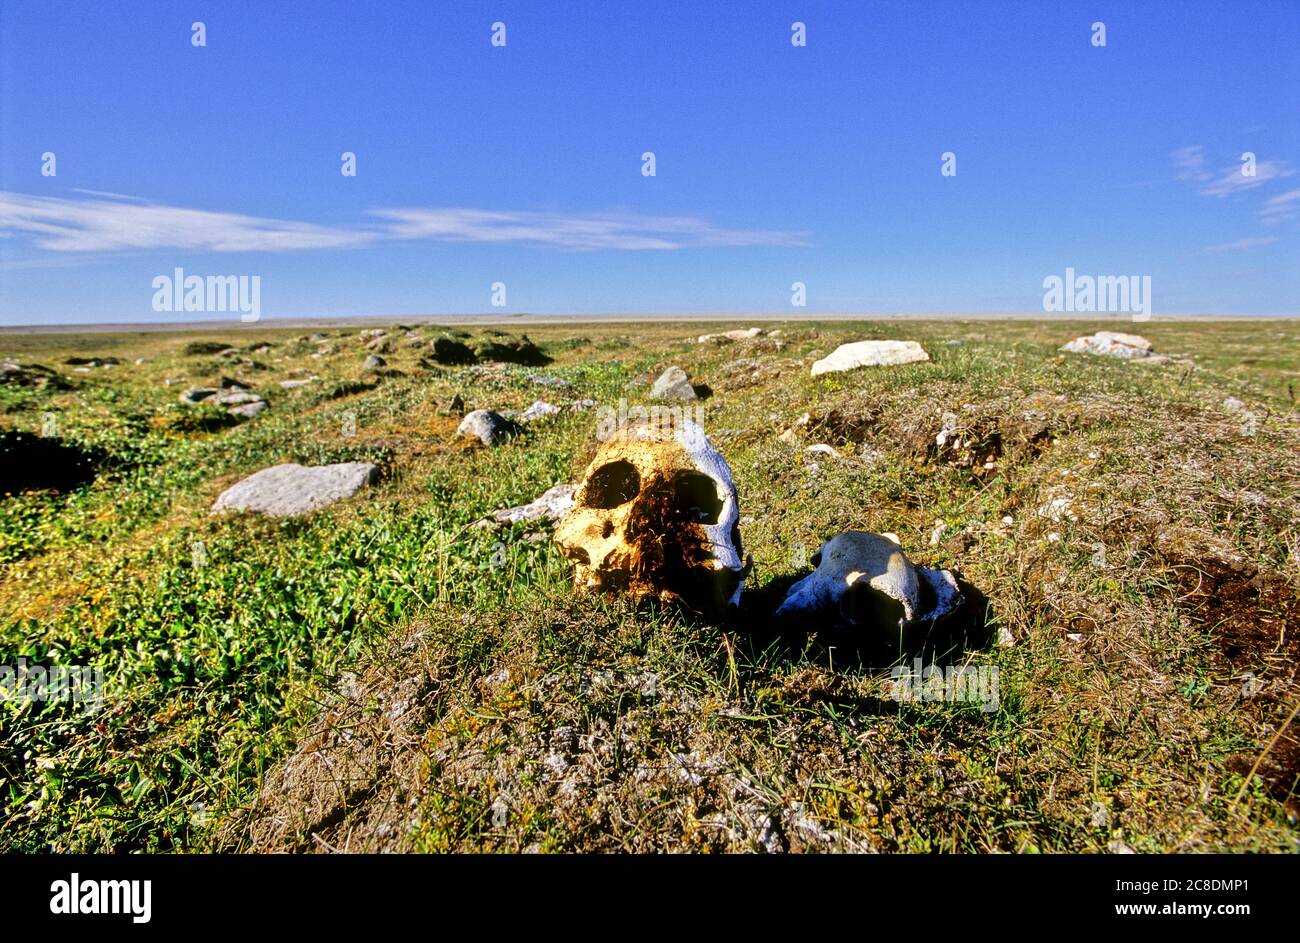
[211,390,262,406]
[650,366,697,400]
[211,462,378,516]
[811,340,930,376]
[228,400,267,420]
[697,328,763,344]
[180,387,219,404]
[485,483,576,526]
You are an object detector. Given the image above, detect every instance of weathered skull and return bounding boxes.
[554,420,746,613]
[774,531,962,630]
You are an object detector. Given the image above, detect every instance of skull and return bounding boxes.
[774,531,962,630]
[553,420,746,614]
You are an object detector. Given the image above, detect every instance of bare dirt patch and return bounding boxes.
[806,389,1108,480]
[1169,556,1300,811]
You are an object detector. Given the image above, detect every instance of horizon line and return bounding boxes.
[3,310,1299,334]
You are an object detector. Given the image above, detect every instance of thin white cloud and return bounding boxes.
[370,207,810,249]
[1260,187,1300,225]
[1171,145,1212,184]
[1198,236,1279,255]
[1199,160,1295,197]
[1170,145,1295,197]
[0,191,377,252]
[0,191,810,254]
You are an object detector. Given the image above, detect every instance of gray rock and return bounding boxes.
[528,373,570,388]
[211,462,378,516]
[457,409,521,446]
[211,390,262,406]
[180,387,219,404]
[810,340,930,376]
[485,483,577,526]
[651,366,697,400]
[279,378,316,389]
[363,355,387,371]
[228,400,268,420]
[520,400,561,422]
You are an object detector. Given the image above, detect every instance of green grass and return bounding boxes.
[1,319,1297,852]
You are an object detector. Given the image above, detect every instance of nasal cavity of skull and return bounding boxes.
[586,460,640,509]
[841,579,907,628]
[670,471,723,524]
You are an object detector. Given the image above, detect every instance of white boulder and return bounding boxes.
[1061,331,1153,359]
[810,340,930,377]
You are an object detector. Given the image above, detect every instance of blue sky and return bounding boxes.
[1,0,1297,324]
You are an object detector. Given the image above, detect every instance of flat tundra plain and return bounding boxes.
[0,318,1296,852]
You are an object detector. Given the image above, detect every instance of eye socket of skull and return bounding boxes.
[668,470,724,524]
[585,460,641,509]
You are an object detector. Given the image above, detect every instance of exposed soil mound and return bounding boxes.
[470,332,550,366]
[1,361,72,390]
[1170,556,1299,808]
[181,341,233,356]
[715,357,802,392]
[428,336,476,365]
[0,431,103,495]
[808,389,1106,479]
[63,356,121,366]
[420,331,550,367]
